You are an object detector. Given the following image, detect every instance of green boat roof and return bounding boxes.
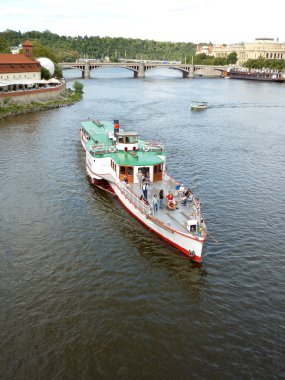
[81,120,165,166]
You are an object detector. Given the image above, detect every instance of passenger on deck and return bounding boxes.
[166,191,176,210]
[137,170,143,189]
[159,189,164,209]
[181,189,190,205]
[152,194,158,213]
[142,179,149,200]
[140,194,150,206]
[174,184,180,196]
[145,173,150,184]
[166,191,174,201]
[122,176,129,188]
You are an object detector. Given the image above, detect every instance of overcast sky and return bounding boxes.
[1,0,284,45]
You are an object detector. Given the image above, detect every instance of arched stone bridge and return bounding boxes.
[59,61,228,79]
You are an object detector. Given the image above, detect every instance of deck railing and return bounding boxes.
[118,182,151,215]
[90,142,164,155]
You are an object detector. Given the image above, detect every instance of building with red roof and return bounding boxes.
[0,40,41,82]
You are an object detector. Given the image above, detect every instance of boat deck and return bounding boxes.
[127,176,205,238]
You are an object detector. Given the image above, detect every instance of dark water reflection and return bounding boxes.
[0,68,284,379]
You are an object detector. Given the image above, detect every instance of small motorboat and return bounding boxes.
[191,101,208,110]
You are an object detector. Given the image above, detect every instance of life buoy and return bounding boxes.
[167,200,176,210]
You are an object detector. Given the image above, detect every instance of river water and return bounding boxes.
[1,68,284,380]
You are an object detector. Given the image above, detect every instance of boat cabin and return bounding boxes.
[116,131,138,151]
[81,119,165,186]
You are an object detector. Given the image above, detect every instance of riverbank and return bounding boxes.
[0,89,82,119]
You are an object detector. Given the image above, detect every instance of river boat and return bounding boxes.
[228,68,285,82]
[80,119,207,263]
[191,101,208,110]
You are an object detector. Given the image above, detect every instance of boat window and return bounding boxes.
[128,167,133,175]
[128,135,138,144]
[138,167,149,175]
[120,166,126,174]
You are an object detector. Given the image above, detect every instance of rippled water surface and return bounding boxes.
[1,68,285,379]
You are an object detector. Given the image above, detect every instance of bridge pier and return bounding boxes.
[83,63,90,79]
[134,62,145,78]
[182,64,194,78]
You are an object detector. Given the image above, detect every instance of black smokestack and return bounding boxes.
[114,119,119,137]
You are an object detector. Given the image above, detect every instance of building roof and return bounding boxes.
[22,39,33,47]
[0,54,38,64]
[0,54,41,74]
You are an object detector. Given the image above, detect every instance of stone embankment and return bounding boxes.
[0,82,82,118]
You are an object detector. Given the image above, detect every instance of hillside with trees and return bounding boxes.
[1,30,284,70]
[0,29,197,63]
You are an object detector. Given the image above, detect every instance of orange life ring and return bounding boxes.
[167,200,176,210]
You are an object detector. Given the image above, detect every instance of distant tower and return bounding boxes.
[22,39,34,60]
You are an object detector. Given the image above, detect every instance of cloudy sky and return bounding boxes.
[1,0,284,44]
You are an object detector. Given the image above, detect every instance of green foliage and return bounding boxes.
[0,88,82,118]
[226,52,237,64]
[244,58,285,70]
[3,97,11,104]
[0,37,10,53]
[41,67,51,79]
[32,41,58,63]
[72,81,84,93]
[0,29,198,63]
[194,53,227,65]
[54,63,63,79]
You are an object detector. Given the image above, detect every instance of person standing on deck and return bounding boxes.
[142,179,148,200]
[137,170,143,188]
[152,194,158,213]
[159,189,164,209]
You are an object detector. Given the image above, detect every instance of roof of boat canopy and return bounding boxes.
[82,120,165,166]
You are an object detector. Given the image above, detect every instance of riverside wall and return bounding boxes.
[0,82,66,104]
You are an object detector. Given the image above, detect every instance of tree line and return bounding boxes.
[1,29,285,71]
[0,29,197,63]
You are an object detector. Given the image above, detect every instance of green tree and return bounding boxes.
[0,37,10,53]
[226,52,237,64]
[41,67,51,79]
[54,63,63,79]
[72,81,84,93]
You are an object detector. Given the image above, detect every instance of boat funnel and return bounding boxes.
[114,119,119,137]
